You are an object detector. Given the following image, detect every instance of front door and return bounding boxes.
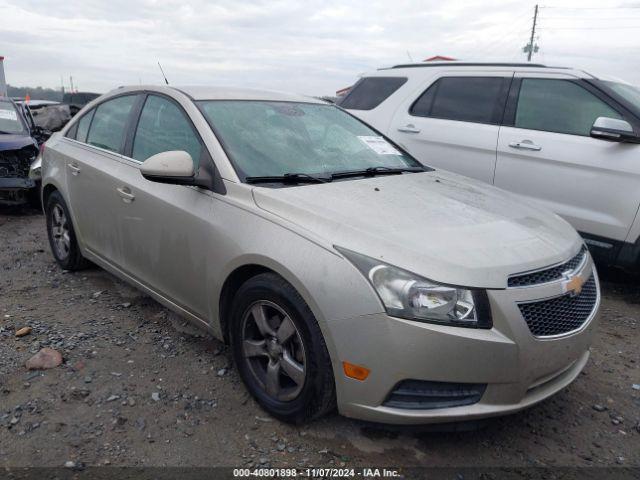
[495,74,640,246]
[113,94,212,319]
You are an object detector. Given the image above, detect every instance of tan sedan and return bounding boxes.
[40,85,600,424]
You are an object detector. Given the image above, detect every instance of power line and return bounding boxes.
[542,16,640,19]
[467,7,534,59]
[540,5,640,9]
[539,25,640,30]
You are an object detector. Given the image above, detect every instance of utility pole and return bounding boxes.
[525,4,539,62]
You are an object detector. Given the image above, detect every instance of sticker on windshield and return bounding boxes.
[0,109,18,121]
[358,136,401,155]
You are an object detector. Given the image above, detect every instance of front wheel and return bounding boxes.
[230,273,336,424]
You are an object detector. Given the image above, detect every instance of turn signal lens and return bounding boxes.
[343,361,370,381]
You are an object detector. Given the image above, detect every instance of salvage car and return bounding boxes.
[340,62,640,271]
[0,97,43,206]
[40,86,600,425]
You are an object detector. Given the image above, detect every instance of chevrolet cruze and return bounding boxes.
[40,85,600,424]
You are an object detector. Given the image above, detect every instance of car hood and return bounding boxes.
[0,134,37,152]
[252,171,583,289]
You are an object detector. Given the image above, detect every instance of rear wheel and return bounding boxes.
[230,273,335,423]
[45,190,89,271]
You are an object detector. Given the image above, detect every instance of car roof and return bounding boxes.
[107,85,327,104]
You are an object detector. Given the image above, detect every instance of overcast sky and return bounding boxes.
[1,0,639,96]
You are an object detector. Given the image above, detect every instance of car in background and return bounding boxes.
[40,85,599,425]
[340,62,640,271]
[0,97,44,207]
[62,91,100,116]
[15,99,72,132]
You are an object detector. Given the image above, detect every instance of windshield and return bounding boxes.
[601,81,640,111]
[0,101,26,135]
[197,100,422,180]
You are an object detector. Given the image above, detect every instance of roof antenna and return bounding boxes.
[157,61,169,85]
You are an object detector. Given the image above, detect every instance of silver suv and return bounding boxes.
[41,85,599,424]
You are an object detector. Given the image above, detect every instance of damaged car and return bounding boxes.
[0,97,42,207]
[41,86,600,425]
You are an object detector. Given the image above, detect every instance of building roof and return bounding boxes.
[424,55,456,61]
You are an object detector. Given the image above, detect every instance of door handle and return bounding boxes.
[508,141,542,151]
[397,124,421,134]
[67,163,81,175]
[116,187,135,203]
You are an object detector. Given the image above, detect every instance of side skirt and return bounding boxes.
[83,248,218,339]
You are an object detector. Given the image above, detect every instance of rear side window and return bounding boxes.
[340,77,407,110]
[411,77,508,125]
[132,95,202,165]
[86,95,138,153]
[515,79,622,136]
[75,109,95,143]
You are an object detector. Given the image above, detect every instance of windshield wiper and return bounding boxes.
[245,172,332,184]
[330,166,425,180]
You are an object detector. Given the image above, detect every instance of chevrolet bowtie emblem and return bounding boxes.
[562,272,585,297]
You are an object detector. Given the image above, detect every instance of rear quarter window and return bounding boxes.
[340,77,407,110]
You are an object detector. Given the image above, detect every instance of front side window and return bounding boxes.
[132,95,201,165]
[0,101,26,135]
[598,80,640,117]
[198,101,421,179]
[411,77,508,124]
[339,77,408,110]
[86,95,138,153]
[515,79,622,136]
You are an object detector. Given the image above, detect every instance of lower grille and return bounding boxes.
[518,274,598,337]
[383,380,486,410]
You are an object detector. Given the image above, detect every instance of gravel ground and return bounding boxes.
[0,207,639,470]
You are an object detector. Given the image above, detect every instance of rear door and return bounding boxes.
[495,73,640,247]
[388,72,512,183]
[63,94,141,265]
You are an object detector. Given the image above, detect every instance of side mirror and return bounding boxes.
[590,117,640,143]
[140,150,195,184]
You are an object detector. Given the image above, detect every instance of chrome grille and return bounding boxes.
[508,246,587,288]
[518,274,597,337]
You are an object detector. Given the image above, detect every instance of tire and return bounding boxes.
[45,190,90,271]
[230,273,336,424]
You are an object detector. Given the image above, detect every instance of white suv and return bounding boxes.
[341,62,640,271]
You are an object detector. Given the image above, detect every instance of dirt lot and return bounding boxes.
[0,207,639,471]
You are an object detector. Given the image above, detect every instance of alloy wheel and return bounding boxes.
[50,204,71,260]
[241,300,307,401]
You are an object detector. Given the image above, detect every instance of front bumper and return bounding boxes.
[0,177,36,190]
[329,257,600,425]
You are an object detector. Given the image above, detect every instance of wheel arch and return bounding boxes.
[42,182,59,207]
[215,255,328,347]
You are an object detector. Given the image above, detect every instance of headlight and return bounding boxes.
[337,247,491,328]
